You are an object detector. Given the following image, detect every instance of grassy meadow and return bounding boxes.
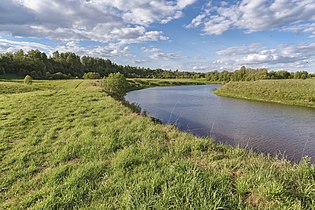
[1,79,315,209]
[215,79,315,108]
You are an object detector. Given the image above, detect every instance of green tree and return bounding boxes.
[27,49,42,60]
[294,71,309,79]
[103,72,129,98]
[24,75,33,85]
[52,51,60,62]
[0,66,5,75]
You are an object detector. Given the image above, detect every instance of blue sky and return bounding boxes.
[1,0,315,72]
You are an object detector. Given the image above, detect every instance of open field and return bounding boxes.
[215,79,315,108]
[0,80,86,94]
[1,80,315,209]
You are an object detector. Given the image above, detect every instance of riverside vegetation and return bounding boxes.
[215,79,315,108]
[0,77,315,209]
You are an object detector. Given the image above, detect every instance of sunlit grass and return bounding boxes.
[215,79,315,108]
[0,79,85,94]
[0,79,314,209]
[127,78,216,90]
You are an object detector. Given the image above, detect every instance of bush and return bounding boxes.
[24,75,33,85]
[103,72,129,98]
[83,72,101,79]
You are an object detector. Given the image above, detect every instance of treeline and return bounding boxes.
[205,66,313,82]
[0,49,204,79]
[0,49,313,81]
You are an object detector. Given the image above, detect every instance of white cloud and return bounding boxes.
[117,29,169,46]
[214,42,315,69]
[192,65,210,71]
[133,59,147,64]
[216,43,263,56]
[50,41,130,58]
[177,42,315,72]
[0,0,197,61]
[90,45,130,57]
[0,38,51,52]
[188,0,315,35]
[177,0,196,9]
[281,23,315,37]
[0,37,132,59]
[142,47,181,60]
[0,0,195,42]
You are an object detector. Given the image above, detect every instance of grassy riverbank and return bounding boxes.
[215,79,315,108]
[1,79,315,209]
[127,78,214,90]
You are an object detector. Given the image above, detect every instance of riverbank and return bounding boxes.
[127,78,216,91]
[214,79,315,108]
[1,79,315,209]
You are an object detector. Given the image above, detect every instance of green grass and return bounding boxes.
[0,82,41,94]
[215,79,315,108]
[127,78,215,90]
[0,79,86,94]
[1,79,315,209]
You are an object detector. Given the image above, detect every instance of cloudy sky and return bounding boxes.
[1,0,315,72]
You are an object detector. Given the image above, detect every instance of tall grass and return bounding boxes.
[0,79,314,209]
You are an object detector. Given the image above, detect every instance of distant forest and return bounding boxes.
[0,49,313,81]
[205,66,313,82]
[0,49,201,79]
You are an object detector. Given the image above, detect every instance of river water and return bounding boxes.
[125,85,315,163]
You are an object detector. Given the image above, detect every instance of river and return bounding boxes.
[125,85,315,163]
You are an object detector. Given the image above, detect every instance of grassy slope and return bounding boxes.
[215,79,315,108]
[1,80,315,209]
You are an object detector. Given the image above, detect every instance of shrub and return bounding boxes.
[103,72,129,98]
[24,75,33,85]
[83,72,101,79]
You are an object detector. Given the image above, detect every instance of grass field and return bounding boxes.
[1,79,315,209]
[215,79,315,108]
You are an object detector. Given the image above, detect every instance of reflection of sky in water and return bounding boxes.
[126,85,315,163]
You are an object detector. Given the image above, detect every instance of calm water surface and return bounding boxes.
[126,85,315,163]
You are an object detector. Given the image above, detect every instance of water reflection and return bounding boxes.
[126,85,315,163]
